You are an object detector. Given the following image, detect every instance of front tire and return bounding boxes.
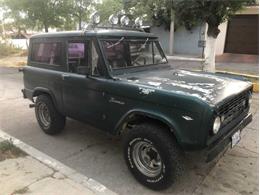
[35,95,66,135]
[123,123,183,190]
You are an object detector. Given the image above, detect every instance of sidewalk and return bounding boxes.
[0,131,116,195]
[167,53,259,76]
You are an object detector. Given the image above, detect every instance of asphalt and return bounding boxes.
[0,67,258,194]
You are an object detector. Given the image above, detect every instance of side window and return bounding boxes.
[31,42,62,65]
[67,41,88,74]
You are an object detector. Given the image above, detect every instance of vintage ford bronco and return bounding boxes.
[22,29,253,190]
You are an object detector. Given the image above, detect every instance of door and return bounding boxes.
[224,15,259,55]
[62,39,107,127]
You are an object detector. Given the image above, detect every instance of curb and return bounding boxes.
[167,55,204,62]
[216,70,258,80]
[0,129,117,195]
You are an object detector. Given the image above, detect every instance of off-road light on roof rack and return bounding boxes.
[90,11,100,25]
[134,17,143,27]
[109,14,119,25]
[120,15,130,26]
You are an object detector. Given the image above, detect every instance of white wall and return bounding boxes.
[150,26,171,54]
[151,24,205,57]
[8,39,29,50]
[173,25,205,56]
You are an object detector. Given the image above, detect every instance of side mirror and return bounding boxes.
[77,66,90,75]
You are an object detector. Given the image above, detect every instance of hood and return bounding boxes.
[118,68,252,107]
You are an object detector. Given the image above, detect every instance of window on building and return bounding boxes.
[31,42,62,65]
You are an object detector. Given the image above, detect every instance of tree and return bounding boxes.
[126,0,172,29]
[174,0,255,72]
[0,0,32,36]
[128,0,254,72]
[2,0,68,32]
[66,0,92,30]
[95,0,123,24]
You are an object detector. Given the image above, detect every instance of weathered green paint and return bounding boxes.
[22,29,253,153]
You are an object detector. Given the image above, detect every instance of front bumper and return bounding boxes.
[206,113,252,162]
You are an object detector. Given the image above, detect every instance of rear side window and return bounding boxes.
[67,41,88,73]
[31,42,62,65]
[68,43,85,59]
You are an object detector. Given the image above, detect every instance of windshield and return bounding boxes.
[100,38,167,70]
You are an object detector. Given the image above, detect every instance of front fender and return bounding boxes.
[114,109,182,143]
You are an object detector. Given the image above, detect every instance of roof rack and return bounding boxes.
[83,24,148,32]
[85,13,150,33]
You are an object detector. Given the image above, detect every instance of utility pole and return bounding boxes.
[169,5,174,55]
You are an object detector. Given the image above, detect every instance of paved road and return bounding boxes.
[0,67,258,195]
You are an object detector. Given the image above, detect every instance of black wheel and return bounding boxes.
[35,95,66,135]
[123,123,183,190]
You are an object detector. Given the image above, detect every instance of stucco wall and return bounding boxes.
[237,6,259,15]
[151,24,205,56]
[173,25,205,56]
[150,26,172,54]
[150,6,258,57]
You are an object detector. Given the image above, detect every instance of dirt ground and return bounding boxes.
[0,55,27,67]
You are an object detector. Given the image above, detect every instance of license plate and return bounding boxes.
[231,130,241,148]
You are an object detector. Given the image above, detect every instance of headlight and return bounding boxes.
[213,117,221,134]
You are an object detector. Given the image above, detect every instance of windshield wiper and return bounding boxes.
[107,37,124,49]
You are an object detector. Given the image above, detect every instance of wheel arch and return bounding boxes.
[32,87,58,108]
[114,109,182,145]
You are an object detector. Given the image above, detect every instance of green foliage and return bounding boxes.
[174,0,255,37]
[1,0,254,34]
[95,0,123,24]
[1,0,97,31]
[1,0,69,32]
[128,0,255,34]
[65,0,93,30]
[127,0,173,29]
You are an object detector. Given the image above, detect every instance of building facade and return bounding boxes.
[151,6,259,57]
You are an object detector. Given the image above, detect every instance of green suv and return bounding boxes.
[22,29,253,190]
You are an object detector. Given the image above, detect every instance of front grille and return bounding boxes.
[218,90,250,127]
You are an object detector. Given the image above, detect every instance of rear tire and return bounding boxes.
[123,123,183,190]
[35,95,65,135]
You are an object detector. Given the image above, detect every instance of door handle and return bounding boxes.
[62,74,70,80]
